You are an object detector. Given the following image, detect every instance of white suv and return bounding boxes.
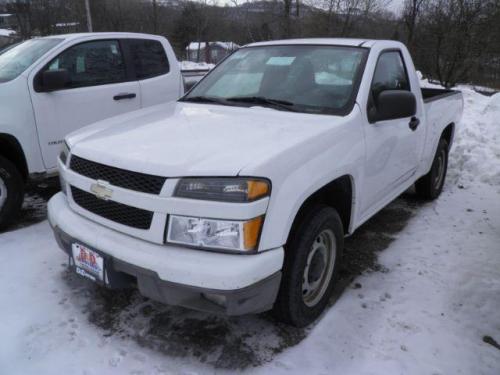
[0,32,182,228]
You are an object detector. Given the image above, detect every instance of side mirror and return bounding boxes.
[369,90,416,123]
[41,69,69,92]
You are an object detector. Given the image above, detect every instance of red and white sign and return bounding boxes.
[72,243,104,281]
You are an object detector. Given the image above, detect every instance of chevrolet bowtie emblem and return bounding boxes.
[90,180,113,200]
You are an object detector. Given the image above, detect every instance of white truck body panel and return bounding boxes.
[48,39,464,314]
[31,80,142,170]
[48,193,283,290]
[0,76,45,174]
[420,94,463,174]
[67,101,354,177]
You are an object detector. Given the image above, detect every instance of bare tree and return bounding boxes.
[418,0,493,87]
[6,0,32,39]
[3,0,498,89]
[152,0,158,34]
[402,0,426,49]
[282,0,293,37]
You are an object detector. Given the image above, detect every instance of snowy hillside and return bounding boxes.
[0,86,499,374]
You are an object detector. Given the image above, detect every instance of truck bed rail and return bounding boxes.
[421,88,461,103]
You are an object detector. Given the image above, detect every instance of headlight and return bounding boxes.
[174,178,270,202]
[167,215,263,252]
[59,141,70,165]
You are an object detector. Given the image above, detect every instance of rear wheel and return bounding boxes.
[415,138,449,200]
[0,156,24,230]
[273,205,343,327]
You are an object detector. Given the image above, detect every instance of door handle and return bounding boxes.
[113,93,136,101]
[409,116,420,131]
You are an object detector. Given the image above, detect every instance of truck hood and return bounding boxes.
[68,102,349,177]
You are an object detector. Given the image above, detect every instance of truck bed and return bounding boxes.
[182,69,210,91]
[421,86,463,157]
[421,88,460,103]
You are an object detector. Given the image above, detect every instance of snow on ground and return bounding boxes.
[450,90,500,188]
[179,60,215,71]
[1,87,499,375]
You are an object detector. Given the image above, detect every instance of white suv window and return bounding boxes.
[128,39,169,80]
[45,40,126,89]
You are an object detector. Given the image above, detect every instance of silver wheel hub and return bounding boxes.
[0,176,7,211]
[302,229,336,307]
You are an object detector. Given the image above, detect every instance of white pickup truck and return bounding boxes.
[0,32,184,228]
[48,38,463,327]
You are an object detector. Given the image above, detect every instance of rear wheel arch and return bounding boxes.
[0,134,29,181]
[415,137,449,200]
[441,123,455,150]
[286,175,354,245]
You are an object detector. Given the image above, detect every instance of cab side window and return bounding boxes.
[128,39,169,80]
[371,51,410,99]
[45,40,126,89]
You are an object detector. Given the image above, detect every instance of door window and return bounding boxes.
[0,39,62,83]
[45,40,126,89]
[128,39,169,80]
[371,51,410,98]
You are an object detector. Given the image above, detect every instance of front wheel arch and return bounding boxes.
[285,175,354,245]
[0,155,25,229]
[0,134,29,181]
[273,204,344,327]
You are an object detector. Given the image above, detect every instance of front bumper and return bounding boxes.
[48,193,283,315]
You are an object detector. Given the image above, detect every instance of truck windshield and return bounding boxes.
[183,45,368,115]
[0,38,62,83]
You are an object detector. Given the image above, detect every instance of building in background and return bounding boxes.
[0,28,16,48]
[0,12,16,48]
[0,12,16,30]
[54,21,80,33]
[186,41,239,64]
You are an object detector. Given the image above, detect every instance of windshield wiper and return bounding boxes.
[181,96,229,105]
[225,96,297,112]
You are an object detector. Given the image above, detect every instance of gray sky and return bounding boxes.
[387,0,405,14]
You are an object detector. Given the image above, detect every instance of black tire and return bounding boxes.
[0,155,24,230]
[415,138,449,200]
[273,205,344,327]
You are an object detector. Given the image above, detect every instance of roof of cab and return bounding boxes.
[41,32,164,41]
[245,38,383,48]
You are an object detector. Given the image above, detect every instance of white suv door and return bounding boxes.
[29,39,141,170]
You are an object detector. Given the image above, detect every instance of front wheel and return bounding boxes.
[415,138,449,200]
[273,205,343,327]
[0,156,24,230]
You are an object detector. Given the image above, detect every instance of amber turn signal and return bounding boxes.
[247,180,270,201]
[243,216,264,250]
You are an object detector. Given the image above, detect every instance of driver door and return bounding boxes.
[360,50,420,216]
[30,39,141,170]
